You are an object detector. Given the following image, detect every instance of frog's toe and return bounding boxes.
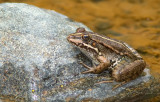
[112,81,126,90]
[80,62,92,69]
[97,80,114,84]
[81,69,94,74]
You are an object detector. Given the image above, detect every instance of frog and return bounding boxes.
[67,27,146,89]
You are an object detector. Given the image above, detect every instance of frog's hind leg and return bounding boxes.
[95,77,114,84]
[95,78,127,90]
[112,81,127,90]
[80,62,92,69]
[80,62,95,74]
[112,60,146,90]
[96,80,114,84]
[95,79,127,90]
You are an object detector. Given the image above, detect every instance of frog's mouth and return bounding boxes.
[68,36,99,56]
[67,33,83,46]
[67,37,82,46]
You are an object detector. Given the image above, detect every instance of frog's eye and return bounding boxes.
[76,27,86,33]
[82,34,90,41]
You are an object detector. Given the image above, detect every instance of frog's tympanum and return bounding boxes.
[67,27,146,89]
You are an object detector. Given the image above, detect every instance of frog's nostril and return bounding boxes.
[67,35,74,40]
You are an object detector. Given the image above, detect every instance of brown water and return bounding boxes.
[0,0,159,101]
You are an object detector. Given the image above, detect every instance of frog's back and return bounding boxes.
[90,33,141,59]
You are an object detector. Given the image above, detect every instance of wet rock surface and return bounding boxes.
[0,3,159,102]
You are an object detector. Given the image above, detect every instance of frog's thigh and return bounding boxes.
[112,60,146,82]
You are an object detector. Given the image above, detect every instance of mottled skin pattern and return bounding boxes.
[67,27,146,89]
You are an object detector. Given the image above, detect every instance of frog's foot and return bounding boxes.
[80,62,92,69]
[82,70,95,74]
[96,80,114,84]
[80,61,111,74]
[96,80,127,90]
[112,81,126,90]
[79,62,94,74]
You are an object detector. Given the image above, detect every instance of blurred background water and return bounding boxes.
[0,0,160,101]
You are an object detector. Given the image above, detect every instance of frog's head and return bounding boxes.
[67,27,99,54]
[67,27,91,46]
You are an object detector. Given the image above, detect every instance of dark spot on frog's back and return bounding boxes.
[91,42,97,47]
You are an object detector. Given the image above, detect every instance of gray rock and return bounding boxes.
[0,3,159,102]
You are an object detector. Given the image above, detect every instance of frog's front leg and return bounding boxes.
[80,56,111,74]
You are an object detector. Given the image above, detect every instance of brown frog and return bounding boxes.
[67,27,146,89]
